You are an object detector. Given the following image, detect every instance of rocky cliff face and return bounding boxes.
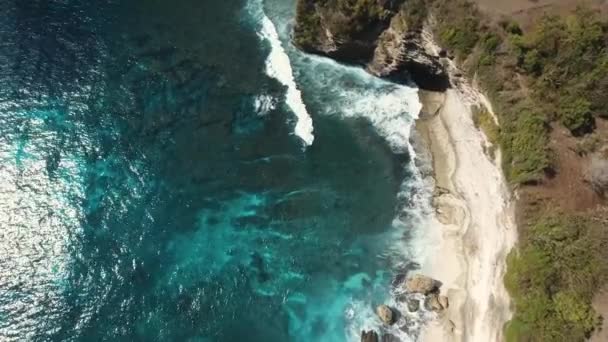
[293,0,449,90]
[293,0,402,63]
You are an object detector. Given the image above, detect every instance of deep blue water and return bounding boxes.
[0,0,424,341]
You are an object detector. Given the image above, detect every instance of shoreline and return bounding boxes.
[414,87,517,341]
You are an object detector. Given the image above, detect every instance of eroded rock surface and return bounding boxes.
[293,0,448,90]
[361,330,379,342]
[404,274,439,294]
[376,304,396,325]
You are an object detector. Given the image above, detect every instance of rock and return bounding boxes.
[425,293,448,311]
[404,274,439,294]
[361,330,379,342]
[366,8,448,91]
[293,0,400,64]
[292,0,449,91]
[427,293,443,311]
[382,333,400,342]
[407,298,420,312]
[376,305,395,325]
[439,295,449,309]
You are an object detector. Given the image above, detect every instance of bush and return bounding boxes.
[505,214,608,342]
[438,17,479,57]
[501,111,550,184]
[557,97,594,135]
[293,0,323,48]
[431,0,481,58]
[515,9,608,133]
[293,0,395,48]
[472,107,500,145]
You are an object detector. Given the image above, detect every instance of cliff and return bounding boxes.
[293,0,449,90]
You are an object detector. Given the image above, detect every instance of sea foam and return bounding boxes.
[257,14,314,146]
[287,54,436,342]
[247,2,433,340]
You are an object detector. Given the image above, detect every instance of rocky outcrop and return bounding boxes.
[404,274,440,294]
[293,0,402,64]
[425,293,445,311]
[366,9,448,90]
[407,298,420,312]
[376,304,396,325]
[425,293,450,311]
[361,330,379,342]
[439,294,449,309]
[293,0,449,90]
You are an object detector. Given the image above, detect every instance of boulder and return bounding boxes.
[407,298,420,312]
[404,274,439,294]
[376,305,395,325]
[361,330,379,342]
[439,295,449,309]
[367,8,448,91]
[426,293,444,311]
[292,0,449,91]
[381,333,400,342]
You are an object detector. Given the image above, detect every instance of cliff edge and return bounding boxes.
[293,0,449,90]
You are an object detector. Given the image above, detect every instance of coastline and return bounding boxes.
[415,87,517,341]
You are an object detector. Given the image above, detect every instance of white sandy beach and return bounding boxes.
[416,88,518,342]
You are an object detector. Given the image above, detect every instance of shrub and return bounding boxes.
[481,32,501,53]
[438,17,479,57]
[558,97,594,135]
[294,0,395,48]
[505,214,608,342]
[501,111,550,184]
[522,49,542,75]
[431,0,481,58]
[472,107,500,145]
[294,0,323,48]
[506,21,523,35]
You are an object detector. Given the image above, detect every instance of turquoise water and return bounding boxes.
[0,0,425,341]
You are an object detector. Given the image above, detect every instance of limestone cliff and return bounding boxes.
[293,0,448,90]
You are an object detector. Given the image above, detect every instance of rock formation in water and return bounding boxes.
[293,0,448,90]
[404,274,439,294]
[376,304,396,325]
[361,330,379,342]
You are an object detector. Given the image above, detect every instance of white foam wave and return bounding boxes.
[253,94,277,116]
[246,2,435,339]
[289,54,437,341]
[257,15,314,146]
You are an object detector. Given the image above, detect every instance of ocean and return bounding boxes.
[0,0,430,341]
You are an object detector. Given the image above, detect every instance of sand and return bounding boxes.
[415,87,518,342]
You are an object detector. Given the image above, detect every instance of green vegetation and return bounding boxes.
[294,0,394,48]
[429,0,552,183]
[431,0,480,58]
[294,0,323,48]
[513,8,608,135]
[426,1,608,340]
[296,3,608,339]
[399,0,427,32]
[429,1,608,183]
[501,109,550,184]
[472,107,500,145]
[505,214,608,342]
